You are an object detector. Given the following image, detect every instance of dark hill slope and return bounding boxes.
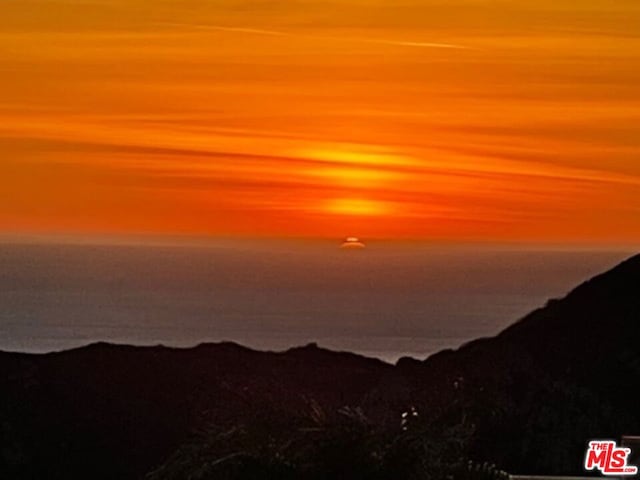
[391,254,640,474]
[0,342,392,480]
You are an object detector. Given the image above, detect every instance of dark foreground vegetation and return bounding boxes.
[2,254,640,479]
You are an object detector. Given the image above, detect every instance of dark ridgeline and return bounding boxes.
[1,254,640,480]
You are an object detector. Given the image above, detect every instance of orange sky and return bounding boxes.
[1,0,640,243]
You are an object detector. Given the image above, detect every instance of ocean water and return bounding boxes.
[0,240,633,362]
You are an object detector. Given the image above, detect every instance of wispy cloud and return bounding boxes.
[356,38,473,50]
[162,23,289,36]
[159,22,473,50]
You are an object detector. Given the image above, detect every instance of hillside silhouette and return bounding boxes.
[2,254,640,479]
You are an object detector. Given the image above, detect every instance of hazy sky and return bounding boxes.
[2,1,640,242]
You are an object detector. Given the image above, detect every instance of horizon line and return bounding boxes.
[0,231,638,251]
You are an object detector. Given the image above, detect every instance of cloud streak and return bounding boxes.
[159,22,473,50]
[162,23,289,36]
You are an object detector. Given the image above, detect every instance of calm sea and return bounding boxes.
[0,240,633,362]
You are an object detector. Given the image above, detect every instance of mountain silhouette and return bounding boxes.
[2,254,640,479]
[390,253,640,474]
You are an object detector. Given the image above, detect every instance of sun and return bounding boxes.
[340,237,366,249]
